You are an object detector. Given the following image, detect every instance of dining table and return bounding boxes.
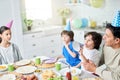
[0,56,102,80]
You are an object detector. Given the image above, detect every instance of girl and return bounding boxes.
[0,26,22,64]
[57,30,81,68]
[79,32,102,67]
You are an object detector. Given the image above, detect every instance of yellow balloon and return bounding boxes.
[90,0,104,8]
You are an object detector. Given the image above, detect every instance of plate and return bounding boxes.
[16,66,37,74]
[44,58,56,64]
[0,65,7,72]
[0,74,16,80]
[15,59,31,66]
[59,67,81,76]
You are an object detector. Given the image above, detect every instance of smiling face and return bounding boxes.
[84,35,94,49]
[103,28,116,47]
[0,29,11,42]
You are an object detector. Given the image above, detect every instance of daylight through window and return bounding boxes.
[25,0,52,20]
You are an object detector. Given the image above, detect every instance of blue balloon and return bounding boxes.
[81,18,88,28]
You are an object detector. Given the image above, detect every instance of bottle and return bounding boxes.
[66,71,72,80]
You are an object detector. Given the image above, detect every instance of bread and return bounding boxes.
[36,63,55,68]
[41,70,56,80]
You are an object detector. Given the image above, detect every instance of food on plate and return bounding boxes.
[21,74,38,80]
[37,63,55,68]
[34,69,42,73]
[0,65,7,71]
[41,70,57,80]
[0,65,6,70]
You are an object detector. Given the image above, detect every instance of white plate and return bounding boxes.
[59,67,81,76]
[16,66,37,74]
[0,74,16,80]
[15,59,31,66]
[0,65,7,72]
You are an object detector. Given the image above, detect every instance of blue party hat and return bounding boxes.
[112,10,120,27]
[64,20,71,31]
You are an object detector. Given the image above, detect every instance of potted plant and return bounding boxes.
[24,18,33,30]
[58,7,71,25]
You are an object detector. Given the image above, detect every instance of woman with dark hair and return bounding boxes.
[79,32,102,68]
[0,26,22,64]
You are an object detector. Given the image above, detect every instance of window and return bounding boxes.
[25,0,52,20]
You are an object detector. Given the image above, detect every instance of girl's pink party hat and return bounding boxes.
[6,20,13,28]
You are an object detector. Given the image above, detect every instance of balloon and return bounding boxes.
[72,19,82,28]
[81,18,88,28]
[90,0,104,8]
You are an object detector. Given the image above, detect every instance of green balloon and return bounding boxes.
[73,19,82,28]
[90,0,104,8]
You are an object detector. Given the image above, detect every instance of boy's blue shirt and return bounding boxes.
[62,41,81,66]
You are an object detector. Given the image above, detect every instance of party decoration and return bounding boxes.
[112,10,120,27]
[90,0,104,8]
[81,18,88,28]
[64,20,71,31]
[72,19,82,28]
[6,20,13,28]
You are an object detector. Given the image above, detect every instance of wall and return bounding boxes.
[48,0,120,26]
[0,0,120,55]
[66,0,120,26]
[42,0,65,26]
[0,0,24,55]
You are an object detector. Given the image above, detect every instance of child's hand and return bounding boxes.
[79,48,83,55]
